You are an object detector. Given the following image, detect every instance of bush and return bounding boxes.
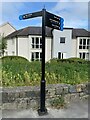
[1,56,42,87]
[46,58,89,85]
[57,58,89,64]
[1,56,29,63]
[0,56,89,87]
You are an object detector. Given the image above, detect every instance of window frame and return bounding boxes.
[31,52,42,61]
[60,37,66,43]
[58,52,64,59]
[79,38,90,50]
[79,52,89,60]
[31,37,42,49]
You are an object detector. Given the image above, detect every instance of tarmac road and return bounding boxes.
[1,99,88,119]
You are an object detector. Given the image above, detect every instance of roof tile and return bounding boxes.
[6,26,52,38]
[72,28,90,38]
[5,26,90,39]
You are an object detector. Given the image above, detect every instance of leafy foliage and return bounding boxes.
[0,56,89,87]
[0,36,7,56]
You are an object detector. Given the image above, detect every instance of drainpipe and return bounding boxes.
[16,35,18,56]
[51,29,54,59]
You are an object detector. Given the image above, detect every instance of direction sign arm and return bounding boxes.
[45,11,64,31]
[19,11,42,20]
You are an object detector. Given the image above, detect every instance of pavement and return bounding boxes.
[1,99,88,119]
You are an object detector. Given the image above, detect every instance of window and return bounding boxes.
[31,52,42,61]
[58,52,66,59]
[86,53,89,60]
[83,39,86,49]
[58,52,61,59]
[40,38,42,48]
[82,53,85,59]
[87,39,90,49]
[31,52,34,61]
[80,39,82,45]
[31,37,42,49]
[79,39,82,49]
[79,53,82,59]
[83,39,86,45]
[36,52,39,59]
[60,37,65,43]
[79,52,89,60]
[87,39,90,45]
[40,53,42,61]
[36,38,39,48]
[32,38,34,48]
[79,38,90,49]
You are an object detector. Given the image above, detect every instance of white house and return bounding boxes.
[52,28,90,60]
[0,22,90,61]
[0,22,16,56]
[52,28,72,59]
[0,22,16,37]
[4,25,52,61]
[72,29,90,60]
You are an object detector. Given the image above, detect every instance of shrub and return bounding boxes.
[50,95,65,109]
[0,56,89,87]
[1,56,29,63]
[57,58,89,64]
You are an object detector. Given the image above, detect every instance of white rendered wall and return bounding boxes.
[29,35,52,62]
[0,23,16,37]
[76,37,90,60]
[52,29,72,59]
[6,35,52,62]
[5,38,16,56]
[18,37,30,60]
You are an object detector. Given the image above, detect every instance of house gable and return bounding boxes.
[0,22,16,37]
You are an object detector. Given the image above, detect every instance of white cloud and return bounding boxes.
[50,2,88,29]
[0,2,27,25]
[2,2,25,17]
[0,1,89,30]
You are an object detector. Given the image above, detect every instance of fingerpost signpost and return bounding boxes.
[19,8,64,116]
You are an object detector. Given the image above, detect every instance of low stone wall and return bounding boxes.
[1,83,89,109]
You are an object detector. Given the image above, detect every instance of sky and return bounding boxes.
[0,0,90,30]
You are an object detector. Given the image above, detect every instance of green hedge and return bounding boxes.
[1,56,29,63]
[50,57,90,64]
[0,56,89,87]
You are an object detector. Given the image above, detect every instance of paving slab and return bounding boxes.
[1,99,88,118]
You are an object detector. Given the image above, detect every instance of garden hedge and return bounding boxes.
[0,56,89,87]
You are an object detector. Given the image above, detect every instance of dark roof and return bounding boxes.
[6,26,52,38]
[6,26,90,39]
[72,28,90,39]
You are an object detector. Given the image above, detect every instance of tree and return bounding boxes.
[0,35,7,56]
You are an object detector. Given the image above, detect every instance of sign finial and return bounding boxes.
[44,5,45,9]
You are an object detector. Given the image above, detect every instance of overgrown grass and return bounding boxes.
[0,56,89,87]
